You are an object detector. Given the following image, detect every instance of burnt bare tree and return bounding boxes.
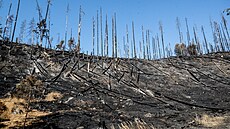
[3,15,14,41]
[156,34,161,59]
[76,6,83,55]
[220,23,229,51]
[2,1,12,40]
[176,17,183,43]
[185,18,191,45]
[126,24,130,59]
[92,17,95,55]
[221,15,230,44]
[152,37,156,59]
[64,4,70,51]
[146,30,149,60]
[132,21,136,59]
[210,19,219,52]
[104,14,108,57]
[100,7,103,57]
[159,21,165,58]
[193,26,202,54]
[18,20,26,43]
[11,0,21,44]
[114,13,118,58]
[201,26,209,54]
[112,16,115,57]
[97,10,99,56]
[142,26,145,59]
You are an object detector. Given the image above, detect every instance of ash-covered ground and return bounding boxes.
[0,42,230,129]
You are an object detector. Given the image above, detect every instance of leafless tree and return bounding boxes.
[92,17,95,55]
[3,1,12,40]
[132,21,136,59]
[105,14,108,56]
[97,10,99,56]
[28,18,36,45]
[142,26,145,59]
[126,24,130,59]
[76,6,83,55]
[11,0,21,44]
[176,17,183,43]
[201,26,209,53]
[159,21,165,58]
[185,18,191,45]
[64,4,69,51]
[156,34,161,58]
[114,13,118,58]
[100,7,103,57]
[18,20,26,43]
[112,16,114,57]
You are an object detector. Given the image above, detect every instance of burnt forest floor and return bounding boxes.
[0,42,230,129]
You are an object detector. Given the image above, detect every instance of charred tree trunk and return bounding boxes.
[97,10,99,56]
[114,13,118,58]
[142,26,145,59]
[185,18,191,45]
[3,2,12,40]
[100,8,103,57]
[126,24,130,59]
[201,26,209,54]
[159,21,165,58]
[156,34,161,58]
[132,21,136,59]
[105,14,108,57]
[112,16,114,58]
[92,17,95,56]
[11,0,21,44]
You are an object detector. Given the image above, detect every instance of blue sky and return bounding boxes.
[0,0,229,57]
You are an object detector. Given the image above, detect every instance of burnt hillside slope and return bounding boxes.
[0,42,230,129]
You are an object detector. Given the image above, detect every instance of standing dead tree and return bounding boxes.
[152,37,156,59]
[176,17,183,43]
[35,0,51,48]
[185,18,191,45]
[11,0,21,44]
[139,41,142,59]
[201,26,209,54]
[92,17,95,56]
[100,7,103,57]
[28,18,36,45]
[210,19,219,52]
[68,29,74,51]
[220,23,229,51]
[126,24,130,59]
[159,21,165,58]
[18,20,26,43]
[142,26,145,59]
[221,15,230,46]
[193,26,202,54]
[132,21,137,59]
[104,14,108,57]
[76,6,83,55]
[97,10,99,56]
[3,15,14,41]
[146,30,149,60]
[214,22,224,52]
[2,1,12,41]
[64,4,69,51]
[112,16,115,58]
[114,13,118,58]
[156,34,161,59]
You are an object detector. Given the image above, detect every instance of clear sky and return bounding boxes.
[0,0,229,58]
